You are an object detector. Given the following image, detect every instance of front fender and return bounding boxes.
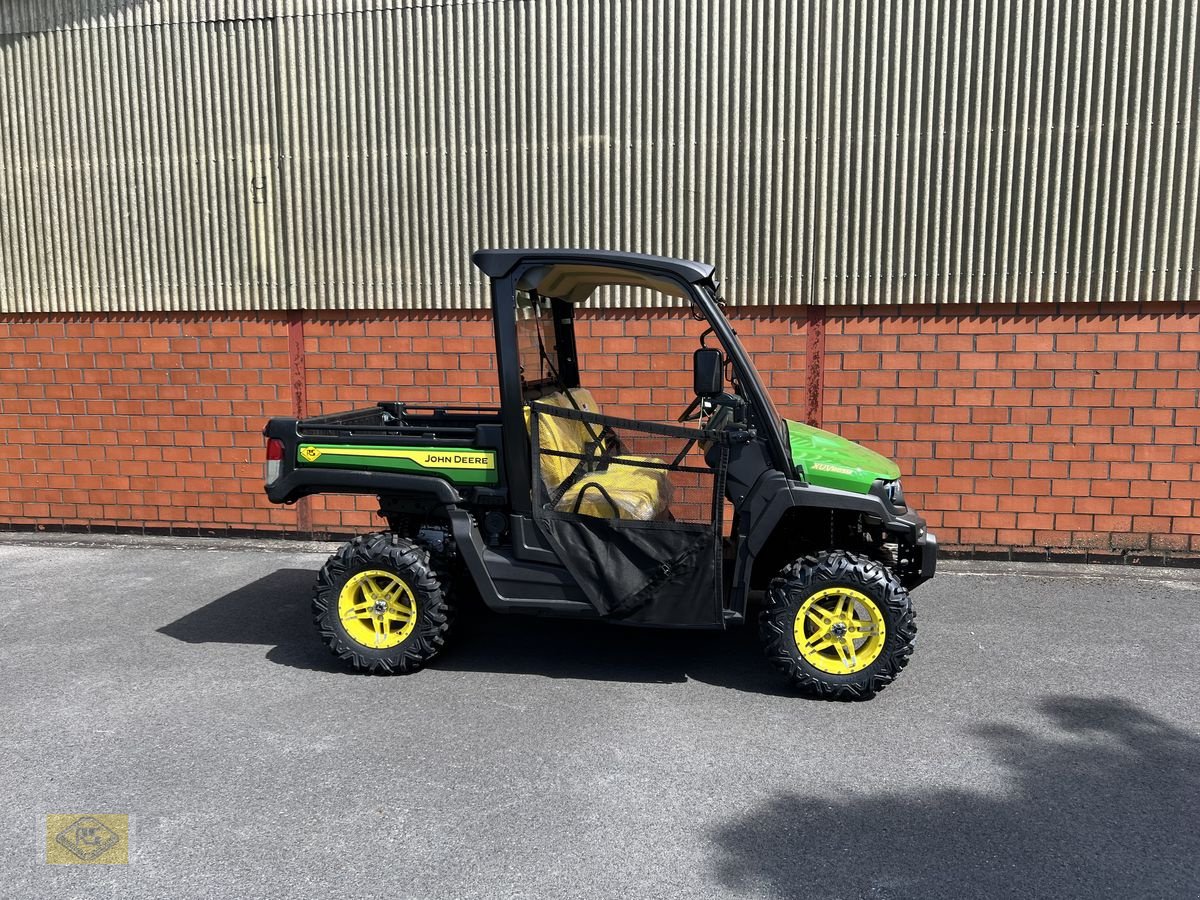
[740,473,905,557]
[729,473,936,616]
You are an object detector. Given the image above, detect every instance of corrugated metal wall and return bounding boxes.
[0,0,1197,311]
[0,14,282,311]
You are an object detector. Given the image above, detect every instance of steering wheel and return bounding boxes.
[678,395,740,432]
[706,402,736,432]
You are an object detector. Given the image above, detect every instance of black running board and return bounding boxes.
[448,509,597,617]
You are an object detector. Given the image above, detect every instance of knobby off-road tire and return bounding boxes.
[314,532,452,674]
[760,550,916,700]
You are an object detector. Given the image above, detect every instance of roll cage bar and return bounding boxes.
[472,249,792,513]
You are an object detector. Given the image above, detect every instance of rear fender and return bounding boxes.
[265,468,462,506]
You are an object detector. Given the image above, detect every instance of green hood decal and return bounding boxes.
[786,419,900,494]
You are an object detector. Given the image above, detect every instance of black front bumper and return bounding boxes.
[918,530,938,585]
[882,508,937,589]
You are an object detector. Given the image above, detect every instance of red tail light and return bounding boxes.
[265,438,284,483]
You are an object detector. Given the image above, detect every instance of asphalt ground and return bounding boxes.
[1,533,1197,899]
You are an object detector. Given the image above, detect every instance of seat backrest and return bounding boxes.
[525,388,603,488]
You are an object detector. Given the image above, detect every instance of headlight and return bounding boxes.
[884,479,907,512]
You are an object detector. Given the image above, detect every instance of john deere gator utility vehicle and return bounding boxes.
[262,250,937,699]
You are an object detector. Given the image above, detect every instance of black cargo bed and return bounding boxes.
[298,402,501,439]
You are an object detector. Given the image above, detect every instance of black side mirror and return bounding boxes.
[693,347,725,397]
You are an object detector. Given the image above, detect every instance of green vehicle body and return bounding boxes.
[785,420,901,494]
[292,426,897,498]
[294,424,900,497]
[296,443,499,486]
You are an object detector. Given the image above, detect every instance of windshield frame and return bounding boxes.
[693,282,792,472]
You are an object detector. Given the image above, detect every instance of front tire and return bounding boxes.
[760,550,916,700]
[314,532,451,674]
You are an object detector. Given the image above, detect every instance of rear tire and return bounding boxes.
[314,532,451,674]
[760,550,916,700]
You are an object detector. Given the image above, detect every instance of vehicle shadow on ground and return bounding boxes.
[438,612,792,695]
[158,568,790,693]
[709,695,1200,899]
[157,568,345,675]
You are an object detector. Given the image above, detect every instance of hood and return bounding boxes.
[786,419,901,494]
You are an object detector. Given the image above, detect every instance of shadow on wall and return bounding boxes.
[158,567,791,694]
[710,696,1200,899]
[1,1,148,47]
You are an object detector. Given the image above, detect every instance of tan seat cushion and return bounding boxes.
[557,461,672,520]
[525,388,671,520]
[524,388,604,488]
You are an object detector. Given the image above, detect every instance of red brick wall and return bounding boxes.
[822,305,1200,558]
[1,304,1197,559]
[0,316,297,532]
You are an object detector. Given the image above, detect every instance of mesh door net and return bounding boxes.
[529,401,731,627]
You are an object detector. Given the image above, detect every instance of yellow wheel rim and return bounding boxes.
[794,587,886,675]
[337,569,418,649]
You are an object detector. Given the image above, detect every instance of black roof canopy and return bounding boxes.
[471,249,716,303]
